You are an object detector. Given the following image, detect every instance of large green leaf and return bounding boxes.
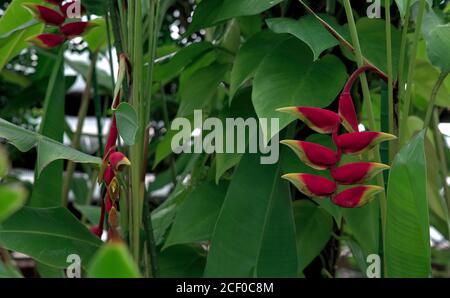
[0,0,45,71]
[230,30,290,99]
[395,0,432,19]
[158,245,206,278]
[178,63,229,116]
[188,0,284,34]
[413,61,450,110]
[88,243,141,278]
[252,37,347,141]
[115,102,139,146]
[0,118,102,177]
[0,185,27,223]
[164,182,228,249]
[293,200,333,273]
[204,151,298,277]
[425,25,450,73]
[266,15,339,61]
[0,207,102,269]
[30,49,65,208]
[385,131,431,277]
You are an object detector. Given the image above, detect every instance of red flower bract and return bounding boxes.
[334,131,397,155]
[109,152,131,172]
[282,173,337,197]
[331,162,390,185]
[23,3,65,26]
[60,21,96,38]
[27,33,65,49]
[277,106,340,134]
[339,92,359,132]
[332,185,384,208]
[281,140,340,170]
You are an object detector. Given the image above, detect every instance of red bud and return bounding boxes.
[23,3,65,26]
[331,162,390,185]
[109,151,131,172]
[60,21,97,38]
[334,132,397,155]
[281,140,340,170]
[90,226,103,237]
[339,92,359,132]
[27,33,65,49]
[332,185,384,208]
[282,173,337,197]
[277,106,341,134]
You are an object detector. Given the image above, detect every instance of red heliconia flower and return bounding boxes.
[334,131,397,155]
[109,151,131,172]
[331,162,390,185]
[90,225,103,237]
[277,106,341,134]
[282,173,337,197]
[22,3,65,26]
[27,33,65,49]
[281,140,340,170]
[332,185,384,208]
[60,21,97,38]
[339,92,359,132]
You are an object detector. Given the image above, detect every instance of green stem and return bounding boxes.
[399,0,426,145]
[160,85,177,185]
[385,0,394,159]
[423,71,449,129]
[62,53,97,206]
[397,0,411,101]
[143,195,158,277]
[343,0,388,275]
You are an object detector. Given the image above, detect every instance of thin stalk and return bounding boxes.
[326,0,336,15]
[104,6,116,91]
[62,53,97,206]
[143,195,158,277]
[399,0,426,145]
[397,0,411,100]
[161,85,177,185]
[423,71,449,129]
[343,0,388,274]
[92,56,104,156]
[385,0,394,160]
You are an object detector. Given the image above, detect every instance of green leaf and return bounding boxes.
[66,58,112,91]
[230,30,290,99]
[205,151,298,277]
[88,243,141,278]
[0,185,27,223]
[252,37,347,141]
[187,0,284,34]
[215,87,256,183]
[82,0,106,15]
[30,49,65,208]
[293,200,333,273]
[0,146,9,178]
[0,207,102,269]
[74,204,101,225]
[266,15,339,61]
[413,61,450,109]
[342,18,401,75]
[84,18,109,52]
[0,0,45,71]
[425,25,450,73]
[385,131,431,277]
[164,182,228,249]
[115,102,139,146]
[158,245,206,278]
[178,63,229,117]
[0,118,102,177]
[395,0,432,19]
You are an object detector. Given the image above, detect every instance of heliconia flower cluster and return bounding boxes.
[23,1,95,49]
[90,54,132,242]
[279,65,395,208]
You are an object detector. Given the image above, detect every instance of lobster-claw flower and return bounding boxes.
[282,173,337,197]
[339,92,359,132]
[22,3,65,26]
[334,132,397,155]
[281,140,340,170]
[277,107,341,134]
[27,33,65,49]
[331,162,390,185]
[332,185,384,208]
[109,151,131,172]
[60,21,97,38]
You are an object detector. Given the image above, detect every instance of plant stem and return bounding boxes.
[399,0,426,145]
[423,71,449,129]
[160,85,177,185]
[385,0,394,160]
[397,0,411,101]
[143,195,158,277]
[62,53,97,206]
[343,0,388,274]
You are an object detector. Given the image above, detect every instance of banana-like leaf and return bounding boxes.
[0,118,102,177]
